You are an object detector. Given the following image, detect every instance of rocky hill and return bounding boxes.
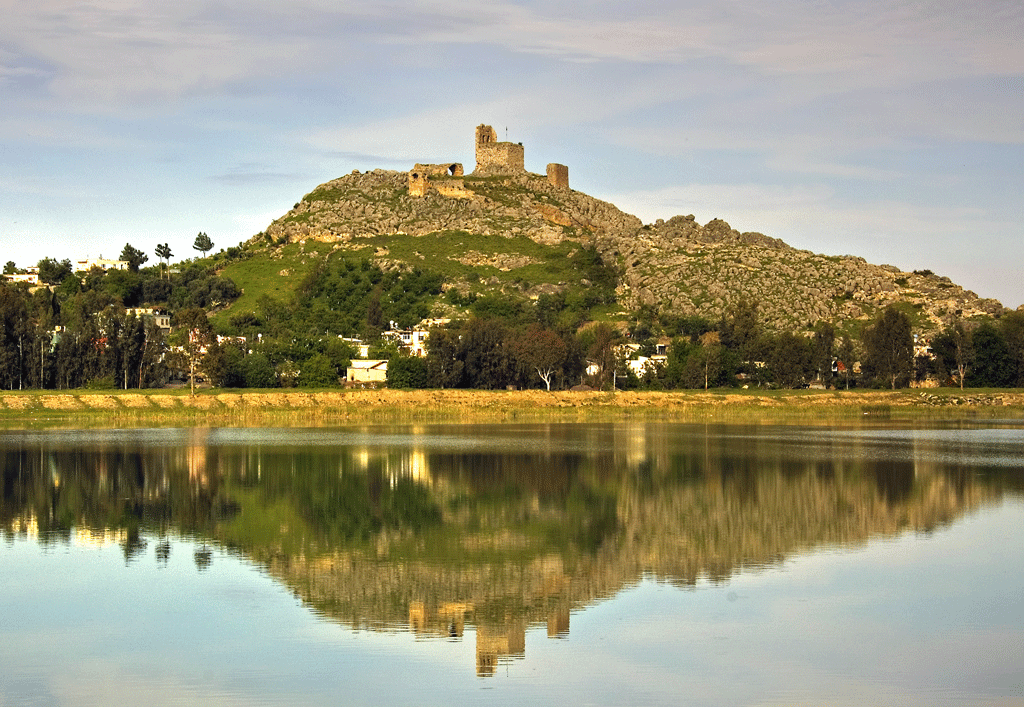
[246,165,1003,333]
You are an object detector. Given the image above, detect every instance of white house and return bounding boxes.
[127,307,171,333]
[626,355,668,378]
[3,273,39,285]
[383,328,430,357]
[347,359,388,383]
[75,257,129,272]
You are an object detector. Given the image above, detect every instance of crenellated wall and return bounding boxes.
[474,124,525,175]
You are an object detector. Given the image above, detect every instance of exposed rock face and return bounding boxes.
[248,169,1003,332]
[605,216,1003,331]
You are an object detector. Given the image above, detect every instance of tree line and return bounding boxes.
[3,237,1024,391]
[0,238,237,390]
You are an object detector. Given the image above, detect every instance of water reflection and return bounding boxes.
[3,422,1023,677]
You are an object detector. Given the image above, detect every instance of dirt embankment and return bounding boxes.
[1,389,1022,426]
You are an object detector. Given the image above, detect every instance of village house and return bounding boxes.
[127,307,171,333]
[347,359,388,384]
[75,257,130,272]
[382,319,449,357]
[3,273,39,285]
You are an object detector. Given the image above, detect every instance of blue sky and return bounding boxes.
[2,0,1022,308]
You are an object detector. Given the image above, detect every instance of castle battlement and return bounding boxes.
[408,125,568,198]
[473,124,525,176]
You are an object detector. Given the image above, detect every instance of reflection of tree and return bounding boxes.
[155,539,171,564]
[2,426,1023,676]
[194,544,212,571]
[0,445,236,542]
[122,526,148,564]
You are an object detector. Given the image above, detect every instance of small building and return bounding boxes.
[347,359,388,384]
[382,320,448,358]
[75,257,129,272]
[913,334,934,360]
[3,273,39,285]
[339,337,370,359]
[626,355,668,378]
[127,307,171,333]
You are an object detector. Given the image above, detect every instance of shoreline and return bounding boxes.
[1,388,1023,427]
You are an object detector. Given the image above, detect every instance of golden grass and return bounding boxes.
[0,388,1021,429]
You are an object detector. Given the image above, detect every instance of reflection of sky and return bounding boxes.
[3,503,1023,706]
[729,425,1024,468]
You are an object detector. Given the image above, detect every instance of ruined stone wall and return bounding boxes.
[413,163,464,177]
[474,124,525,175]
[408,171,429,197]
[433,182,474,199]
[547,163,569,188]
[475,142,525,175]
[475,124,497,145]
[408,163,465,197]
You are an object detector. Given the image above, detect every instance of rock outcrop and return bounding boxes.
[247,169,1003,332]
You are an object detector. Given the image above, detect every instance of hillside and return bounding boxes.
[235,148,1003,334]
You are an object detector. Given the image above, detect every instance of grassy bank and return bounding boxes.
[1,388,1023,429]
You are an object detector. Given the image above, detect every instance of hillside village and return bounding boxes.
[2,124,1022,393]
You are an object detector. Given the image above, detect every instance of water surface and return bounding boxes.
[2,422,1023,706]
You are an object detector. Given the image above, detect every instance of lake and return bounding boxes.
[2,421,1023,706]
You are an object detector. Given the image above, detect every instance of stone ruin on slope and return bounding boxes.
[407,124,569,197]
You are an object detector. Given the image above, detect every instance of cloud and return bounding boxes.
[232,210,286,239]
[210,167,303,186]
[608,181,1004,245]
[606,181,1022,305]
[6,0,1021,109]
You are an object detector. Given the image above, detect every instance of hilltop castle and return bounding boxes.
[408,125,568,197]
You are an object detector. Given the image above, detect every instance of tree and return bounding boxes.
[932,323,973,389]
[1000,310,1024,387]
[174,307,213,395]
[696,331,724,390]
[512,324,568,391]
[3,261,18,275]
[968,322,1013,388]
[37,258,73,285]
[425,327,464,389]
[386,355,429,389]
[862,306,914,389]
[461,318,515,389]
[366,288,384,330]
[720,299,760,357]
[193,232,214,254]
[769,331,812,388]
[241,352,277,388]
[155,243,173,280]
[0,284,30,389]
[119,243,149,272]
[298,353,338,387]
[838,335,856,389]
[586,323,619,390]
[812,322,836,388]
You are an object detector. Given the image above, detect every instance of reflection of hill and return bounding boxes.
[2,424,1020,674]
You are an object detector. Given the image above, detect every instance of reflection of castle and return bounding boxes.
[476,617,526,677]
[406,557,571,677]
[3,424,1017,677]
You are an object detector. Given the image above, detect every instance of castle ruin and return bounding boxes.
[546,163,569,189]
[408,163,463,197]
[473,124,525,175]
[408,125,568,197]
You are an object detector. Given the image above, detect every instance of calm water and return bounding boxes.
[2,421,1023,706]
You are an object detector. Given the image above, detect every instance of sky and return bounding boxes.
[2,0,1022,308]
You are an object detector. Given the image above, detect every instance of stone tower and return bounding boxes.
[546,163,569,189]
[474,124,525,175]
